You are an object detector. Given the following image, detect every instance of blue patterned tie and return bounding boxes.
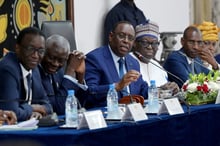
[118,58,125,79]
[118,58,128,96]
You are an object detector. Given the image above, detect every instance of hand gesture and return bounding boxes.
[199,46,218,69]
[31,104,47,116]
[115,70,140,91]
[0,110,17,125]
[159,82,179,95]
[65,50,86,83]
[31,112,43,120]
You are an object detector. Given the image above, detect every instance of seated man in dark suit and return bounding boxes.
[163,26,210,88]
[85,21,148,108]
[0,27,53,121]
[0,110,17,125]
[39,34,87,115]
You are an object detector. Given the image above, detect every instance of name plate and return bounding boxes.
[78,110,107,130]
[122,103,148,122]
[158,98,184,115]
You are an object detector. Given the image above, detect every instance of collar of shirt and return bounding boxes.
[178,51,193,65]
[39,64,51,76]
[108,45,125,69]
[20,63,32,78]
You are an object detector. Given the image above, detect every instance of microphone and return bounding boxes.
[76,97,86,113]
[133,51,185,86]
[133,51,191,114]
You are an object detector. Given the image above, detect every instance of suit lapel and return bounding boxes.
[124,56,133,71]
[103,47,120,82]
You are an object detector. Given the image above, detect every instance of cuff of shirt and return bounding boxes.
[64,75,88,91]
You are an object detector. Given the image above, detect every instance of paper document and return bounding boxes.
[0,118,39,131]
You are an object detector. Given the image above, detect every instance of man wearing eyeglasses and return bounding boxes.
[163,26,210,88]
[39,35,87,115]
[85,21,148,108]
[0,27,53,121]
[131,21,179,95]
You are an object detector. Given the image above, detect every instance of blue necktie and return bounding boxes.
[118,58,125,79]
[118,58,128,96]
[191,59,195,75]
[47,74,55,96]
[26,73,32,102]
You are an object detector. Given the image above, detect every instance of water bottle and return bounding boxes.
[107,84,120,119]
[65,90,78,127]
[148,80,159,113]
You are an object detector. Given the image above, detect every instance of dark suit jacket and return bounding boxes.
[215,54,220,64]
[85,46,148,108]
[38,66,84,115]
[0,52,53,121]
[163,48,210,88]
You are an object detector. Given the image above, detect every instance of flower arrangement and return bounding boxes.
[182,71,220,105]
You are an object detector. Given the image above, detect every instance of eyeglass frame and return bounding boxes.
[113,32,135,42]
[186,40,204,47]
[136,39,160,49]
[20,45,46,56]
[45,53,68,66]
[203,41,217,47]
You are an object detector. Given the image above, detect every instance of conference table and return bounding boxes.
[0,104,220,146]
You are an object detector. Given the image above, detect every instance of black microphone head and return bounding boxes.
[134,51,185,88]
[133,51,150,63]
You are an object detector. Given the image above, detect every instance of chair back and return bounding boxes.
[41,21,77,51]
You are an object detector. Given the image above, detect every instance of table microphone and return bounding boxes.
[133,51,191,114]
[133,51,185,86]
[76,97,86,113]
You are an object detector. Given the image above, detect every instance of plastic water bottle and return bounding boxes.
[148,80,159,113]
[107,84,120,119]
[65,90,78,127]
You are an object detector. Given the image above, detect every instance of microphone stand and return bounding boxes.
[133,51,185,86]
[133,51,191,114]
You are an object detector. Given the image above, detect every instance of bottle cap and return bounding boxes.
[150,80,156,86]
[109,84,115,89]
[68,90,75,95]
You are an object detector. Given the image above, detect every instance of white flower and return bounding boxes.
[187,82,198,93]
[207,81,220,91]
